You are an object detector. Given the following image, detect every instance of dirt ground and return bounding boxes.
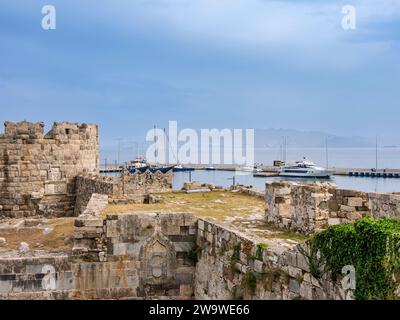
[0,218,74,252]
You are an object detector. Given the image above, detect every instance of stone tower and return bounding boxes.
[0,121,99,218]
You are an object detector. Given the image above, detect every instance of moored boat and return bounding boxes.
[278,159,332,178]
[173,164,195,172]
[126,156,174,174]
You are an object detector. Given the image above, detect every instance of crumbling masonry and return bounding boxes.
[0,121,172,219]
[0,121,99,218]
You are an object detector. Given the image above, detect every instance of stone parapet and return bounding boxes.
[0,121,99,218]
[74,171,173,216]
[265,181,400,233]
[0,212,197,300]
[195,218,350,300]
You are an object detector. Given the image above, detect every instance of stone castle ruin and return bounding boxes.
[0,121,99,218]
[0,121,172,219]
[265,181,400,233]
[1,121,400,300]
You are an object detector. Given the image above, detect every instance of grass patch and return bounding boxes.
[230,243,242,273]
[255,243,269,260]
[256,223,309,242]
[242,271,257,295]
[102,191,264,221]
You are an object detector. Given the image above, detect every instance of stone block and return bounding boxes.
[176,273,193,285]
[198,220,205,231]
[180,284,194,297]
[346,211,362,221]
[83,219,104,227]
[313,287,326,300]
[254,260,264,273]
[284,251,297,266]
[222,230,231,241]
[126,274,139,288]
[328,218,341,225]
[296,253,310,272]
[0,280,13,293]
[106,221,119,238]
[124,243,142,258]
[289,279,300,294]
[275,187,291,196]
[288,265,302,277]
[58,271,74,290]
[346,197,363,207]
[239,252,248,264]
[340,205,354,212]
[300,283,313,300]
[311,276,321,288]
[174,242,194,253]
[112,243,129,256]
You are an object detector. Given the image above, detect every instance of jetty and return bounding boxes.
[333,167,400,178]
[100,164,400,178]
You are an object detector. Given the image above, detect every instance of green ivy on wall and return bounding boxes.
[299,217,400,300]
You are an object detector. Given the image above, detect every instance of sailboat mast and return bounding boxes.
[154,125,157,164]
[283,136,287,163]
[164,128,167,165]
[375,135,378,171]
[325,136,329,169]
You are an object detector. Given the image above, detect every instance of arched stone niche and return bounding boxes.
[139,222,176,288]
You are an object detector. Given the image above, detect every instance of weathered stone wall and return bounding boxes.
[0,253,75,299]
[80,194,109,216]
[0,212,197,300]
[327,188,370,225]
[369,192,400,218]
[195,218,350,300]
[117,171,173,198]
[0,121,99,218]
[74,171,173,216]
[265,182,332,233]
[74,175,115,216]
[234,186,264,199]
[265,182,400,233]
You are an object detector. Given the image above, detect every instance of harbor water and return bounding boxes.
[172,170,400,193]
[102,147,400,193]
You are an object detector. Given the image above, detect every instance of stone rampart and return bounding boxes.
[265,181,400,233]
[0,212,197,300]
[195,218,350,300]
[74,171,173,216]
[0,121,99,218]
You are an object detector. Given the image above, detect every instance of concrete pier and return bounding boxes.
[100,164,400,178]
[333,167,400,178]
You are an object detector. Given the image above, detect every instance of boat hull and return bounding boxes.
[128,166,174,174]
[173,167,195,172]
[278,170,333,179]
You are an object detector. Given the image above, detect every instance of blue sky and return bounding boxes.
[0,0,399,150]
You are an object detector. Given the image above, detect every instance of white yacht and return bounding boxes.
[238,166,262,173]
[278,159,333,178]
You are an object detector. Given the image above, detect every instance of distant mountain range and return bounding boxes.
[254,129,398,148]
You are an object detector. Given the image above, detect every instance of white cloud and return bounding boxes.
[93,0,399,68]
